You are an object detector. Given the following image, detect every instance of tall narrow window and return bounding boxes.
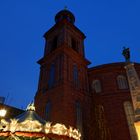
[73,65,78,87]
[71,38,78,52]
[50,36,58,52]
[76,101,83,136]
[46,101,51,121]
[117,75,128,89]
[48,64,55,89]
[95,105,111,139]
[58,55,62,81]
[92,80,102,93]
[124,101,138,140]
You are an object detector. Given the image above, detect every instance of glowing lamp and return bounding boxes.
[0,109,7,117]
[134,121,140,140]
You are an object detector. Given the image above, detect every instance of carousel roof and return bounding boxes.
[0,103,81,140]
[15,103,46,124]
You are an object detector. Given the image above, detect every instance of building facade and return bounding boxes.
[34,9,140,140]
[0,103,24,120]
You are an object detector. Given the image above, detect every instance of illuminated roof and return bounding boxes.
[0,103,81,140]
[15,103,46,124]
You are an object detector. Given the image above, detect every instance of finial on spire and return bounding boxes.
[122,46,131,63]
[26,102,35,111]
[64,6,68,10]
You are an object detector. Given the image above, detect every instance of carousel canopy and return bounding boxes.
[0,103,81,140]
[15,103,46,125]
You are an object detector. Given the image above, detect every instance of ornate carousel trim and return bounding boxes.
[0,103,81,140]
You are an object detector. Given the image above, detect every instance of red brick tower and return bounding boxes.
[35,9,91,139]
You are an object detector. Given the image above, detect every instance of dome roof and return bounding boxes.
[55,9,75,24]
[15,103,46,124]
[15,110,46,124]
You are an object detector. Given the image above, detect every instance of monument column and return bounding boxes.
[123,47,140,139]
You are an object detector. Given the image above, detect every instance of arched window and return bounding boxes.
[76,101,83,137]
[124,101,138,140]
[73,65,78,87]
[117,75,128,89]
[48,64,55,88]
[92,80,102,93]
[46,101,51,121]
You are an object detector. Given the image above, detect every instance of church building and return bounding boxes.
[34,9,140,140]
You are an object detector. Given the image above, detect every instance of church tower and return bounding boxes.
[35,9,91,139]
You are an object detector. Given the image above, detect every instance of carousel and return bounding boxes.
[0,103,81,140]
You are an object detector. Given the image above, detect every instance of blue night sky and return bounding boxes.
[0,0,140,109]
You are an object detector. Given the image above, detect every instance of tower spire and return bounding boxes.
[64,6,68,10]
